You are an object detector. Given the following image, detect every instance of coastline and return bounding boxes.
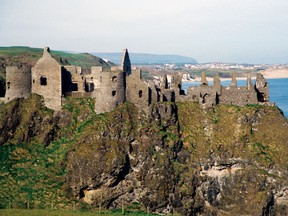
[183,69,288,83]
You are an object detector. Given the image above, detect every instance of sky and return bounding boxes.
[1,0,288,64]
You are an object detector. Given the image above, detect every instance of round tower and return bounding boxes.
[94,69,126,114]
[5,66,31,102]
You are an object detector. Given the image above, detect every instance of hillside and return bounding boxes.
[92,52,197,65]
[0,95,287,215]
[0,46,114,96]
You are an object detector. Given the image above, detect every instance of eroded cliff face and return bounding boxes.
[0,95,288,215]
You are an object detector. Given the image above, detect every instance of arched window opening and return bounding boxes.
[138,90,142,98]
[112,76,117,82]
[112,91,116,97]
[40,76,47,86]
[202,93,208,104]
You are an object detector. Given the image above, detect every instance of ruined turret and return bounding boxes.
[201,71,208,85]
[121,49,131,75]
[230,72,237,87]
[246,72,253,90]
[213,74,221,95]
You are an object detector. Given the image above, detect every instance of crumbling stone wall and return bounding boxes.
[5,66,31,103]
[187,85,217,108]
[126,69,151,112]
[63,66,85,96]
[167,73,184,97]
[148,81,159,105]
[256,73,269,102]
[219,87,258,106]
[31,47,62,111]
[185,72,267,108]
[89,66,103,91]
[83,66,103,93]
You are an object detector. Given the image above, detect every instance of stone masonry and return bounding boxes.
[5,65,31,103]
[32,47,62,110]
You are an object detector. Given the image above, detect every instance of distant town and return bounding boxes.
[148,62,288,71]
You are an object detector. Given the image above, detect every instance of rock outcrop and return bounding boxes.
[0,95,288,215]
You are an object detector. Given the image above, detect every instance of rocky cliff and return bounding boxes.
[0,95,288,215]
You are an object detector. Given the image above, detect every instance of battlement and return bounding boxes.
[184,71,269,108]
[3,47,271,113]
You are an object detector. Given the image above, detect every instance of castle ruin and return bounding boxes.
[3,47,271,113]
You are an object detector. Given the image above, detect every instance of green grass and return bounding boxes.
[0,46,43,56]
[0,46,114,68]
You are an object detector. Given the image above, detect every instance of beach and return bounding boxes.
[259,68,288,79]
[183,68,288,83]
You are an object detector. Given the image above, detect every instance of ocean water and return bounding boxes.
[182,78,288,118]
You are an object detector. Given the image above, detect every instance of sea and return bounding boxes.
[182,78,288,118]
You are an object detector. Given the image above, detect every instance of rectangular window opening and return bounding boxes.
[40,76,47,86]
[72,83,78,91]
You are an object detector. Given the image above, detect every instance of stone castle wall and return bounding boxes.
[184,72,269,108]
[126,69,151,112]
[63,66,85,95]
[5,66,31,103]
[186,85,217,107]
[31,47,62,111]
[219,86,258,106]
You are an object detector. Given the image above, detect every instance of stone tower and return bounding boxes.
[93,67,126,114]
[5,66,31,103]
[121,49,131,75]
[31,47,63,110]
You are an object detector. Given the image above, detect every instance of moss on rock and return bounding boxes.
[0,97,288,215]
